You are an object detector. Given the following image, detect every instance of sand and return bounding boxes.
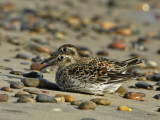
[0,0,160,120]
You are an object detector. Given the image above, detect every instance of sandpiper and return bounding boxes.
[41,53,141,95]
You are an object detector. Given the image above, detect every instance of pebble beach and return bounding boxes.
[0,0,160,120]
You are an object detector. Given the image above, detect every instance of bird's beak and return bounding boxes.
[40,59,56,70]
[41,51,59,64]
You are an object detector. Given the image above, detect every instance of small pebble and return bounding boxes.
[10,82,24,89]
[30,62,46,71]
[15,91,34,98]
[124,92,142,100]
[115,86,127,95]
[156,87,160,91]
[42,91,50,94]
[116,28,132,36]
[108,42,125,50]
[23,89,39,94]
[0,94,9,102]
[1,87,13,92]
[23,72,43,78]
[158,108,160,112]
[153,94,160,99]
[15,53,32,60]
[71,100,86,105]
[55,96,65,102]
[135,82,153,90]
[90,98,111,105]
[10,71,24,76]
[21,78,39,87]
[36,94,57,103]
[96,51,109,56]
[78,101,96,110]
[118,106,132,112]
[55,94,75,102]
[137,77,147,81]
[17,96,36,103]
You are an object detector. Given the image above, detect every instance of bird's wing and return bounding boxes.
[65,64,134,84]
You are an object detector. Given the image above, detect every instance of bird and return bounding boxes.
[41,52,141,95]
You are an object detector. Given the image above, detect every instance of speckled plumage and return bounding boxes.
[41,47,141,95]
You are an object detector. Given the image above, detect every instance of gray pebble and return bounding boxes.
[36,94,57,103]
[135,82,153,90]
[10,82,24,89]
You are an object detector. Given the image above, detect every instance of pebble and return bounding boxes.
[124,92,142,100]
[10,82,24,89]
[158,108,160,112]
[150,74,160,81]
[23,72,43,78]
[42,91,50,94]
[30,62,46,71]
[36,94,57,103]
[116,28,132,36]
[115,86,127,95]
[17,96,36,103]
[71,100,86,106]
[78,101,96,110]
[21,78,39,87]
[76,46,92,57]
[32,56,44,62]
[55,96,65,102]
[90,98,111,105]
[117,106,132,112]
[96,51,109,56]
[108,42,125,50]
[15,91,34,98]
[23,89,39,94]
[36,46,52,53]
[137,77,147,81]
[135,82,153,90]
[15,53,32,60]
[10,71,24,76]
[156,87,160,91]
[55,94,75,102]
[0,94,9,102]
[153,94,160,99]
[1,87,13,92]
[51,108,63,112]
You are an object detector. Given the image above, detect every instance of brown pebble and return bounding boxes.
[0,94,9,102]
[17,96,36,103]
[96,51,109,56]
[116,28,132,36]
[78,101,96,110]
[1,87,13,92]
[108,42,125,50]
[115,86,127,95]
[55,94,75,102]
[124,92,142,100]
[137,77,147,81]
[71,100,86,106]
[36,46,52,53]
[30,62,46,71]
[90,98,111,105]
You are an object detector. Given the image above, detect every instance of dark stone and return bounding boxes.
[153,94,160,99]
[135,82,153,90]
[23,72,43,78]
[36,94,57,103]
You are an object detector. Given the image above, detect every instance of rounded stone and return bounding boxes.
[15,53,32,60]
[108,42,125,50]
[1,87,13,92]
[96,51,109,56]
[78,101,96,110]
[115,86,127,95]
[23,72,43,78]
[23,89,39,94]
[124,92,142,100]
[135,82,153,90]
[17,96,36,103]
[36,94,57,103]
[15,91,34,98]
[0,94,9,102]
[158,108,160,112]
[156,87,160,91]
[10,82,24,89]
[153,94,160,99]
[10,71,24,76]
[21,78,39,87]
[55,96,65,102]
[137,77,147,81]
[30,62,46,71]
[117,106,132,112]
[55,94,75,102]
[71,100,86,106]
[90,98,111,105]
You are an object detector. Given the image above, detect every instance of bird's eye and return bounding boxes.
[63,48,67,52]
[58,56,64,61]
